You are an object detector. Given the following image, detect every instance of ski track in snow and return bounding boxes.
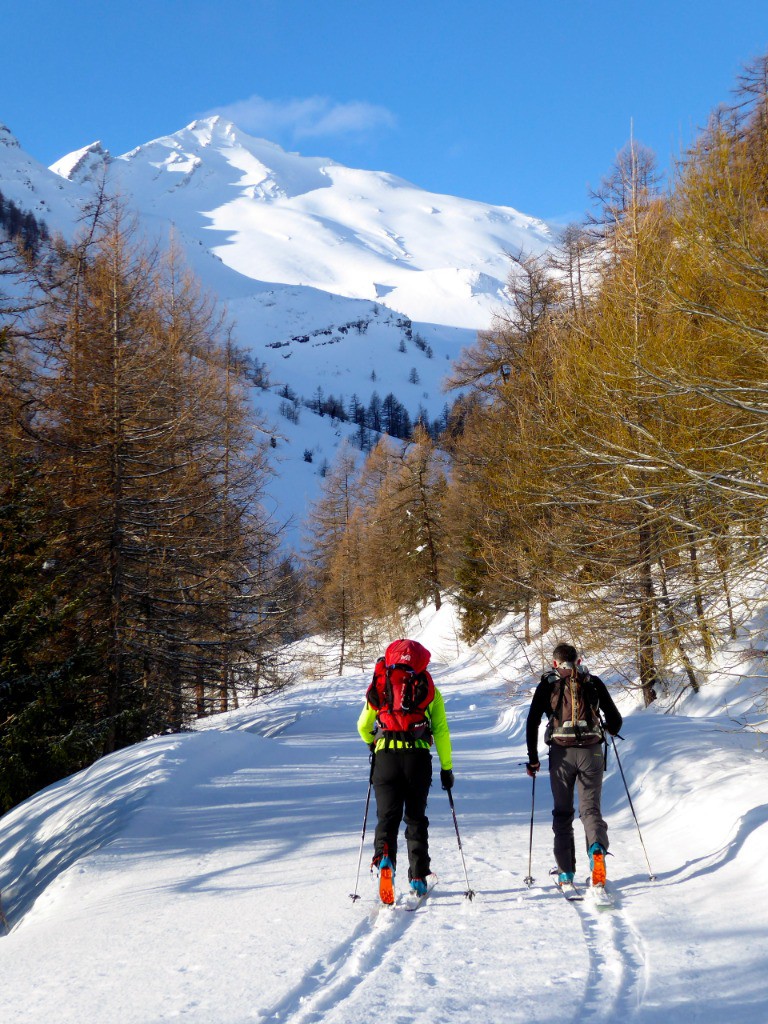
[257,880,649,1024]
[258,902,414,1023]
[570,894,648,1022]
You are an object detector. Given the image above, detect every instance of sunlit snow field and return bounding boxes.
[1,601,766,1023]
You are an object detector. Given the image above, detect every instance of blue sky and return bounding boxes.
[4,0,768,222]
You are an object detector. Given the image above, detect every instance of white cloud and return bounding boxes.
[206,95,397,141]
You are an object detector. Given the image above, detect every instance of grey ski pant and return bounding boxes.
[548,743,608,874]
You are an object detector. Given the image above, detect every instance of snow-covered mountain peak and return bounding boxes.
[113,117,337,203]
[183,115,287,154]
[0,123,21,150]
[58,117,550,326]
[185,114,231,144]
[165,117,438,206]
[37,117,556,327]
[0,126,86,231]
[50,141,111,183]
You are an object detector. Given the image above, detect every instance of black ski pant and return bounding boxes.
[372,747,432,879]
[548,743,609,875]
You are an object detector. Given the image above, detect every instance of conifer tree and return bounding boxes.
[17,198,284,755]
[0,297,100,809]
[304,442,361,672]
[391,426,447,611]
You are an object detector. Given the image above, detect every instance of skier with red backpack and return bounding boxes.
[525,642,623,898]
[357,638,453,904]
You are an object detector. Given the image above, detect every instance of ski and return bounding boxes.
[403,875,437,912]
[585,881,614,910]
[552,876,583,901]
[550,868,583,902]
[557,880,584,902]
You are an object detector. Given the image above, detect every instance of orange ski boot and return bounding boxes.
[378,855,395,904]
[590,843,607,886]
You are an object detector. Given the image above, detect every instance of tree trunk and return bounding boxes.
[657,554,700,693]
[638,524,659,706]
[540,595,550,635]
[715,544,737,642]
[683,500,713,661]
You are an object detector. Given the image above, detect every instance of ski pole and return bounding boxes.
[447,788,476,900]
[524,773,536,887]
[610,734,656,881]
[349,752,376,902]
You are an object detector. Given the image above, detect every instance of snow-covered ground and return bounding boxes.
[1,602,767,1023]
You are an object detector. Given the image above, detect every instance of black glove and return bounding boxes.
[440,768,454,790]
[369,741,377,753]
[526,761,540,778]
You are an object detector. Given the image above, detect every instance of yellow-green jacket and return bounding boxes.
[357,686,453,771]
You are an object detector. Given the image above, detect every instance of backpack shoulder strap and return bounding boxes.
[553,676,566,721]
[580,675,599,710]
[411,669,435,711]
[365,657,387,709]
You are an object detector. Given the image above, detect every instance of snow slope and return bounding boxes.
[52,117,553,330]
[0,123,87,234]
[1,603,766,1024]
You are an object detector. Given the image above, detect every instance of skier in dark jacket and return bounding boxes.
[525,642,622,892]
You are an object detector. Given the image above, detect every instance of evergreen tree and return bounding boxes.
[0,196,287,791]
[0,318,101,810]
[303,443,361,672]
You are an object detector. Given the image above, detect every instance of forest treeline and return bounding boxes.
[278,380,451,449]
[304,56,768,706]
[0,188,49,255]
[0,195,300,812]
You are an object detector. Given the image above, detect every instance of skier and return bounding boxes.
[357,638,453,903]
[525,642,622,893]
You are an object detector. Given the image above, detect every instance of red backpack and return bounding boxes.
[366,639,435,746]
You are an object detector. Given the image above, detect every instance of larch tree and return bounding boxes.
[304,442,361,673]
[20,197,284,754]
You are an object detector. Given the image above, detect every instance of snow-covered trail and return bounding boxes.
[1,606,767,1023]
[197,659,650,1024]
